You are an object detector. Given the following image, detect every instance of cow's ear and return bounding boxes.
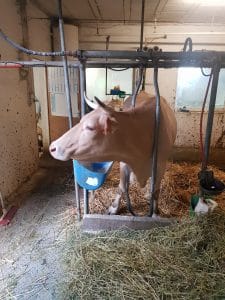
[94,96,114,113]
[99,114,118,135]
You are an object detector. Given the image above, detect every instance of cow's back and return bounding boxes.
[123,91,151,110]
[123,91,176,163]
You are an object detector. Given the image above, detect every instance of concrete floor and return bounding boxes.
[0,156,77,300]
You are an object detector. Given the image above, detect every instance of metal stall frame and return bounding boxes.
[0,0,224,223]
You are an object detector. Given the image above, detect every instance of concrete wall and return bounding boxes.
[0,0,51,200]
[79,22,225,157]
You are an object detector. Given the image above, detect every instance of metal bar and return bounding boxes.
[2,26,225,62]
[1,60,225,69]
[149,67,161,217]
[18,0,34,107]
[0,63,22,68]
[139,0,145,51]
[0,61,80,67]
[74,163,81,221]
[83,189,89,214]
[131,67,144,107]
[79,62,89,214]
[50,18,55,61]
[79,62,87,117]
[58,0,73,128]
[78,50,225,61]
[141,67,147,90]
[80,40,225,47]
[139,0,146,91]
[202,63,221,170]
[57,0,81,219]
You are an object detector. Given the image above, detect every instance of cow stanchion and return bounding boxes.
[57,0,81,220]
[149,66,161,217]
[79,60,89,214]
[124,67,144,216]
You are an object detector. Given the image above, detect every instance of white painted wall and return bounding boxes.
[79,22,225,150]
[0,0,51,200]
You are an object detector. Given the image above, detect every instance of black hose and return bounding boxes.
[0,29,77,57]
[109,67,129,71]
[201,67,211,77]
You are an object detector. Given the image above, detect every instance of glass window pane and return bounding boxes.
[176,68,225,109]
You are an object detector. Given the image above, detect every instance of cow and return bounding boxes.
[49,91,177,216]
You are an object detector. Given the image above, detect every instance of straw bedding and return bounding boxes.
[63,211,225,300]
[61,162,225,300]
[89,162,225,217]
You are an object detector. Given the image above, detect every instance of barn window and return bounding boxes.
[176,68,225,110]
[86,68,133,100]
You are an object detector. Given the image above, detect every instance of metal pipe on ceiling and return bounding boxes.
[77,50,225,60]
[2,27,225,62]
[1,60,225,68]
[79,40,225,47]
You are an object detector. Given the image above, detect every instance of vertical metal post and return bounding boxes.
[140,0,145,51]
[131,68,143,107]
[83,189,89,215]
[131,0,145,107]
[202,62,220,170]
[149,67,161,217]
[57,0,73,128]
[50,18,55,61]
[57,0,81,220]
[79,62,89,214]
[79,62,87,117]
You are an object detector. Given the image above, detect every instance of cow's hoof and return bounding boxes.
[106,206,119,215]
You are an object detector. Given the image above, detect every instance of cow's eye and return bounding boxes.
[85,125,95,131]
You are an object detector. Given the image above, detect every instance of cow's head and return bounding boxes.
[49,96,118,162]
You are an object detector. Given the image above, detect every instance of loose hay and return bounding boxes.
[89,162,225,217]
[62,211,225,300]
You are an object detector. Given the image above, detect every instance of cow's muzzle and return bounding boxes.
[49,142,69,161]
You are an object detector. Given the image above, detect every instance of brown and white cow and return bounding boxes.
[49,91,177,216]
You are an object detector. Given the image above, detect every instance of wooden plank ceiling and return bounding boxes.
[30,0,225,25]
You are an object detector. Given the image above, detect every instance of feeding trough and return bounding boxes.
[73,160,114,190]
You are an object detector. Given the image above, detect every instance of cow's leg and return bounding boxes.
[107,162,127,215]
[123,166,136,215]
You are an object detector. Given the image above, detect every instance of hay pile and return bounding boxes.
[63,211,225,299]
[89,162,225,217]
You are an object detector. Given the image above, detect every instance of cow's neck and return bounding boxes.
[114,107,154,187]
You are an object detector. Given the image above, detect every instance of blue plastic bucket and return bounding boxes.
[73,160,114,190]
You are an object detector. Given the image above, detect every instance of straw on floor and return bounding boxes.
[62,211,225,300]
